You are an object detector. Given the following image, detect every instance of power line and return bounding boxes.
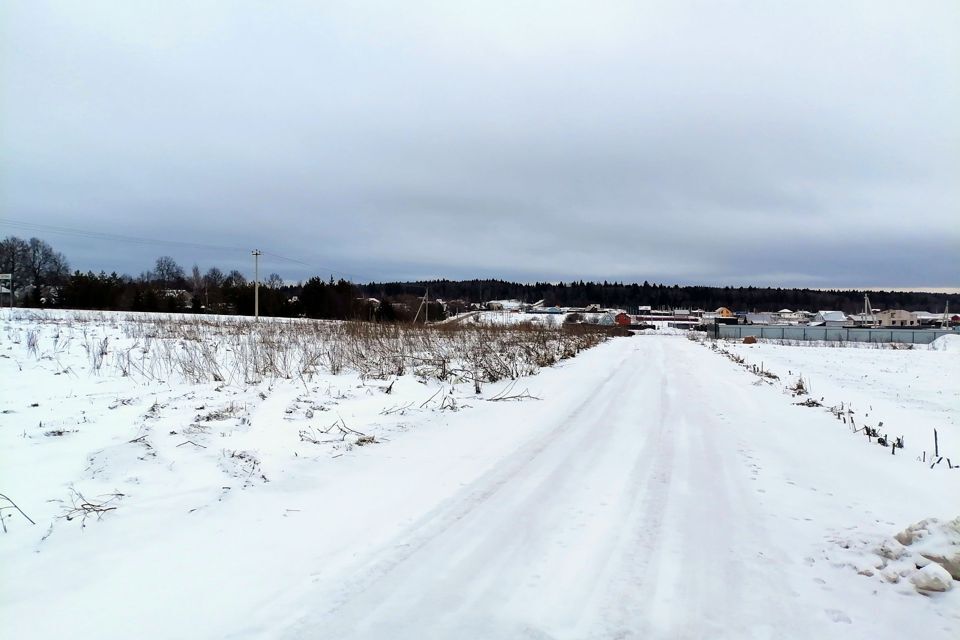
[0,218,368,281]
[260,251,365,281]
[0,218,248,254]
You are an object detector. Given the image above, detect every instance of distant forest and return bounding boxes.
[2,235,956,319]
[361,280,958,315]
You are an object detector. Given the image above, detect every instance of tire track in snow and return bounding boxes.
[280,337,807,639]
[283,347,639,637]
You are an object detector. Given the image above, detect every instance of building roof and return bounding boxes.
[745,313,773,324]
[487,299,523,310]
[816,310,847,322]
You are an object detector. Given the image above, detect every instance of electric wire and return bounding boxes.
[0,218,367,281]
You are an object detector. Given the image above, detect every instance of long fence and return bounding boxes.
[715,324,957,345]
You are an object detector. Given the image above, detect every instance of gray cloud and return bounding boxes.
[1,1,957,286]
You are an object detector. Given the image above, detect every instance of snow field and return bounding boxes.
[0,310,611,534]
[1,310,958,638]
[717,336,959,463]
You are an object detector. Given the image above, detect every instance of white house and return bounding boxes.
[812,310,847,327]
[876,309,917,327]
[772,309,812,324]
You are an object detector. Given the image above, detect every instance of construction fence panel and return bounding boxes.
[716,324,956,345]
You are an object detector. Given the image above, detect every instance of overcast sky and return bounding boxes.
[1,1,957,287]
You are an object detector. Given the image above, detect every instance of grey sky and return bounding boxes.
[1,1,957,286]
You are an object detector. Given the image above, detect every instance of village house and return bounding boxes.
[811,310,847,327]
[876,309,917,327]
[773,309,811,324]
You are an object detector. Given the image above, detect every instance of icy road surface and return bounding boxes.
[3,335,958,639]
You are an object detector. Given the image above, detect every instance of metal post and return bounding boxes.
[252,250,261,319]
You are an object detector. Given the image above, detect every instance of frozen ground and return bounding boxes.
[1,311,958,639]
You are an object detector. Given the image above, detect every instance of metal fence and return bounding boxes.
[715,324,957,345]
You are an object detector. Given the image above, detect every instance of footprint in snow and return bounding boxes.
[825,609,852,624]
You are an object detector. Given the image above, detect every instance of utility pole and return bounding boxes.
[413,288,430,324]
[252,249,262,319]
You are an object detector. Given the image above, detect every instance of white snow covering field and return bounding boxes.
[468,310,621,327]
[1,310,958,639]
[471,310,572,326]
[722,337,960,460]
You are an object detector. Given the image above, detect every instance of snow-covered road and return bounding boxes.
[272,337,957,639]
[4,333,957,639]
[286,338,793,638]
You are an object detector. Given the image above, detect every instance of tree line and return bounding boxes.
[0,235,373,320]
[2,236,955,318]
[360,279,959,314]
[0,237,70,306]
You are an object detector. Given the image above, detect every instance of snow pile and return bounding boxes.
[911,564,954,593]
[895,517,960,581]
[638,326,689,336]
[827,517,959,594]
[928,334,960,352]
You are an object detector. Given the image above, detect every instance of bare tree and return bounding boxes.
[225,270,247,287]
[202,267,226,308]
[266,273,284,289]
[190,264,203,293]
[154,256,185,289]
[203,267,225,289]
[7,237,69,304]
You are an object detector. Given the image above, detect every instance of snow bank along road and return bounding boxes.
[3,335,958,639]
